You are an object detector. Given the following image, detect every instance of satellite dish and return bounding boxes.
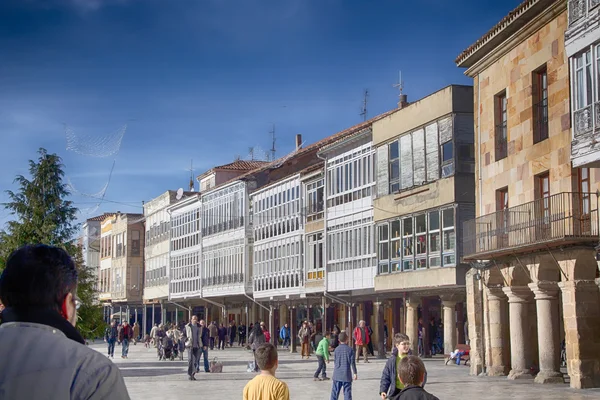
[176,188,184,200]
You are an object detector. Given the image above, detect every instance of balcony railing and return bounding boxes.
[495,122,508,161]
[569,0,587,25]
[463,192,598,260]
[574,103,596,136]
[569,0,600,26]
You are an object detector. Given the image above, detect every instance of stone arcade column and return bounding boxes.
[441,298,457,354]
[528,281,564,384]
[405,296,420,356]
[375,301,386,359]
[289,307,297,354]
[503,286,534,379]
[559,280,600,389]
[486,287,509,376]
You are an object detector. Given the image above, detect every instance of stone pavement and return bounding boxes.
[91,342,600,399]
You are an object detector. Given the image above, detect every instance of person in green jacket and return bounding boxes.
[314,332,331,381]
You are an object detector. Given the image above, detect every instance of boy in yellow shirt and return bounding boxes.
[243,343,290,400]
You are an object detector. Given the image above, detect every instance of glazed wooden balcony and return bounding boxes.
[463,192,598,260]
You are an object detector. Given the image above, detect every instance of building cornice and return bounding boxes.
[460,0,566,76]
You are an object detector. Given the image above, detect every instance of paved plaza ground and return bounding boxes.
[91,342,600,399]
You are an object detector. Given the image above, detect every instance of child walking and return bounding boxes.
[314,332,331,381]
[330,332,357,400]
[243,343,290,400]
[389,356,439,400]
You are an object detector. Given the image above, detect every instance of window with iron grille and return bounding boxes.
[495,91,508,161]
[533,67,549,143]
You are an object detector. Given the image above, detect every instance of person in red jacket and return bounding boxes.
[353,320,370,363]
[119,321,134,358]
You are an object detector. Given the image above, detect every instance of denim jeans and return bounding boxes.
[209,337,215,350]
[198,347,210,372]
[282,337,290,348]
[330,380,352,400]
[121,339,129,357]
[107,338,116,356]
[314,355,327,378]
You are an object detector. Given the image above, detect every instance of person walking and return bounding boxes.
[185,315,201,380]
[218,323,227,350]
[197,319,211,372]
[330,332,357,400]
[119,320,133,358]
[0,244,130,399]
[353,320,370,363]
[279,323,290,349]
[228,321,237,347]
[298,321,311,359]
[105,320,118,358]
[133,321,140,344]
[150,323,158,347]
[209,321,218,350]
[314,332,331,381]
[239,323,247,346]
[249,322,266,372]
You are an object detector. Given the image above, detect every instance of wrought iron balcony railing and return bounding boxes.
[463,192,598,260]
[569,0,600,26]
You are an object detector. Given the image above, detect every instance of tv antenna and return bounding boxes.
[269,124,276,161]
[176,187,184,200]
[360,89,369,122]
[187,159,195,192]
[393,70,405,98]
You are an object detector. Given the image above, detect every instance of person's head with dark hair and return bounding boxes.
[398,355,426,387]
[338,331,348,344]
[254,343,278,373]
[394,333,411,356]
[253,322,264,337]
[0,244,79,326]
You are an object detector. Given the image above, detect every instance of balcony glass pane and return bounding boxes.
[443,209,455,228]
[429,210,440,230]
[391,220,401,238]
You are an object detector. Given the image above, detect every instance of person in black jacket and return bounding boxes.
[380,334,427,399]
[389,356,438,400]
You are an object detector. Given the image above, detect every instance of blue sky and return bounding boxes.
[0,0,522,228]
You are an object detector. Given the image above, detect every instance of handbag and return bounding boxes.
[210,357,223,373]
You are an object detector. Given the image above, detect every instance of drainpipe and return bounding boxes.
[243,293,274,344]
[203,297,226,322]
[316,152,329,309]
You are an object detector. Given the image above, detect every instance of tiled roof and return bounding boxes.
[86,213,113,222]
[455,0,539,66]
[202,109,397,194]
[218,160,270,171]
[197,159,270,181]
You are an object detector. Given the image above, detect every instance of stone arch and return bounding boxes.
[485,267,505,286]
[533,254,561,282]
[507,263,530,286]
[571,249,598,280]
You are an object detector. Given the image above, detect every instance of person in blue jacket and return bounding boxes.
[279,323,290,349]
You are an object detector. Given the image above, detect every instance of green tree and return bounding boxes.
[0,148,105,338]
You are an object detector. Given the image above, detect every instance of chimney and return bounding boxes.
[398,94,408,109]
[295,134,302,150]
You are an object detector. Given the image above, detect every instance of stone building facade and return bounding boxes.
[457,0,600,389]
